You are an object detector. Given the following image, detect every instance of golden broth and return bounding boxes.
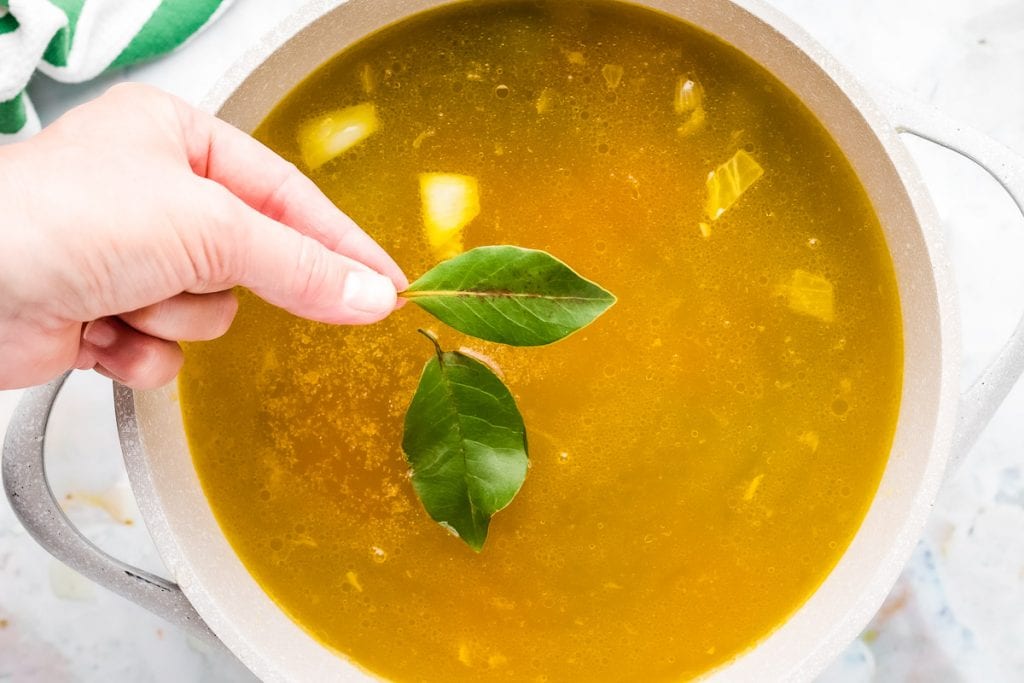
[179,1,903,680]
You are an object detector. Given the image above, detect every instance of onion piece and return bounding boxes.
[674,77,703,114]
[359,63,375,95]
[780,270,834,323]
[297,102,379,170]
[704,149,764,220]
[419,173,481,259]
[536,87,557,114]
[675,77,706,136]
[602,64,624,90]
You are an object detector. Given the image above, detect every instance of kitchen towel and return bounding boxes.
[0,0,233,142]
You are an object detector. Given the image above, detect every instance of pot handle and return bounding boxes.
[884,94,1024,474]
[1,372,219,645]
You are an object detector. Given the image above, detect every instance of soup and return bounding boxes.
[179,1,903,680]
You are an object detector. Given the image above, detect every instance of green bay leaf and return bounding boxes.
[401,333,528,551]
[401,245,616,346]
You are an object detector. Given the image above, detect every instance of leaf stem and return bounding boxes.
[417,328,445,364]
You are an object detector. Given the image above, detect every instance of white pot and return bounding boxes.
[5,0,1024,681]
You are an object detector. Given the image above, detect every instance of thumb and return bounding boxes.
[192,183,398,325]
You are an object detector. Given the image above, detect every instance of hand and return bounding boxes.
[0,83,407,390]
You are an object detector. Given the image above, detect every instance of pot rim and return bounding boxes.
[121,0,961,681]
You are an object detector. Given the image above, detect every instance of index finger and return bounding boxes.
[172,97,408,289]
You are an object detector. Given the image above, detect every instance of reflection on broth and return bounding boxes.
[179,1,903,680]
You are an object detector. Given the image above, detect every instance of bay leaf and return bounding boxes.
[402,331,528,551]
[401,246,616,346]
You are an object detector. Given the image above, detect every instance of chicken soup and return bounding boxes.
[179,1,903,680]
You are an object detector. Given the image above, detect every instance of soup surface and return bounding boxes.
[180,1,903,680]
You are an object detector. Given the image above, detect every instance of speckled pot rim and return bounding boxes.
[119,0,964,681]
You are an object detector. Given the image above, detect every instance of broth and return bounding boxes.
[179,1,903,680]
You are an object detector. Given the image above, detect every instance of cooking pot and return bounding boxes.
[5,0,1024,680]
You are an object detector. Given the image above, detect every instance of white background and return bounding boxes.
[1,0,1023,680]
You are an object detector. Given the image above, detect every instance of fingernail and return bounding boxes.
[83,319,118,349]
[342,270,397,314]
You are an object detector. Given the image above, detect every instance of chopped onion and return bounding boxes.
[565,50,586,66]
[781,270,834,323]
[536,87,556,114]
[704,149,764,220]
[359,63,375,95]
[602,64,624,90]
[412,128,436,149]
[743,474,765,501]
[345,571,363,592]
[420,173,481,259]
[798,431,820,452]
[297,103,379,170]
[674,77,703,114]
[675,76,706,137]
[678,107,706,137]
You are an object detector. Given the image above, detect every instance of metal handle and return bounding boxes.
[1,372,219,644]
[884,94,1024,474]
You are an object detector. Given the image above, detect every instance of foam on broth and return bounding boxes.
[179,1,903,680]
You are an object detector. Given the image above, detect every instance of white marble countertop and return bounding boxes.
[1,0,1023,680]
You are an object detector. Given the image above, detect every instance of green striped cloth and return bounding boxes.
[0,0,233,142]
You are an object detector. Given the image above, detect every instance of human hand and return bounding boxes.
[0,83,407,390]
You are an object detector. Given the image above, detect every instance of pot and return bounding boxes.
[5,0,1024,680]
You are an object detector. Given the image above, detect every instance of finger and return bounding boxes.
[93,365,123,383]
[81,317,184,390]
[91,363,146,387]
[119,291,238,342]
[185,182,398,325]
[171,96,408,290]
